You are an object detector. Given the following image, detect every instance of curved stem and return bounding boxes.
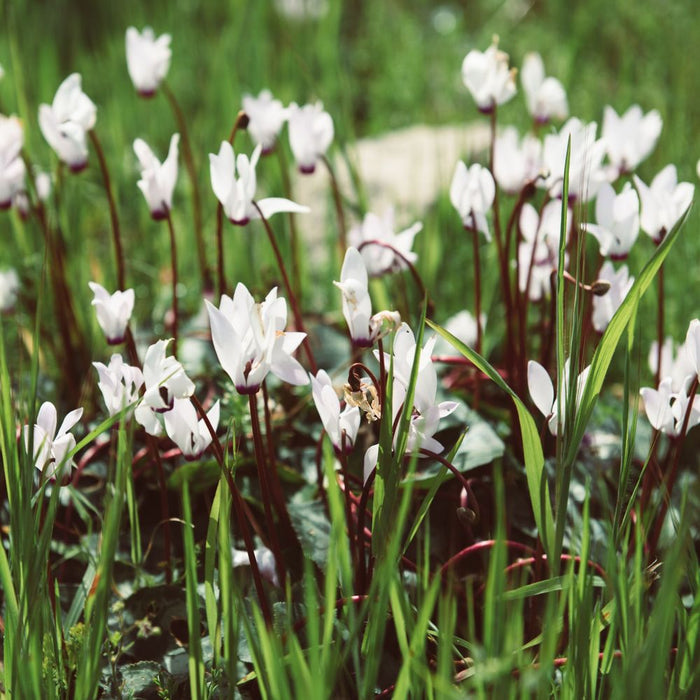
[161,82,211,291]
[356,467,377,593]
[252,201,318,373]
[146,434,173,584]
[165,213,179,357]
[216,111,249,298]
[89,130,125,289]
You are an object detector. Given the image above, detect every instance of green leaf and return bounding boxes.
[288,497,331,567]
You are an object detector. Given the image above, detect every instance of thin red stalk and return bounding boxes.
[356,467,377,593]
[146,434,173,584]
[165,212,179,357]
[216,111,249,298]
[161,82,211,291]
[248,392,287,588]
[252,200,318,373]
[655,264,665,387]
[321,154,347,255]
[276,146,303,302]
[501,553,608,582]
[439,539,537,578]
[190,394,273,626]
[89,130,126,290]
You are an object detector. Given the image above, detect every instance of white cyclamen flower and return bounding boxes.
[232,545,280,587]
[591,261,634,333]
[648,337,695,394]
[310,370,361,454]
[347,208,422,277]
[450,161,495,241]
[0,268,19,311]
[287,101,334,173]
[584,182,640,260]
[135,339,195,435]
[93,354,144,417]
[125,27,172,96]
[38,74,96,172]
[242,90,287,154]
[461,37,517,113]
[210,141,308,225]
[602,105,662,176]
[493,126,542,195]
[521,52,568,123]
[528,359,591,436]
[685,319,700,380]
[164,397,220,459]
[633,165,695,244]
[0,115,26,208]
[640,378,700,437]
[89,282,135,345]
[134,133,179,219]
[206,283,308,395]
[24,401,83,480]
[541,118,606,202]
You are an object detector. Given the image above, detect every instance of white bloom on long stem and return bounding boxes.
[242,90,287,154]
[0,268,19,311]
[518,200,570,301]
[528,359,591,436]
[38,74,96,172]
[591,261,634,333]
[348,207,422,277]
[521,52,568,123]
[125,27,171,96]
[450,161,495,240]
[0,115,26,209]
[363,324,458,483]
[93,354,144,417]
[287,101,334,173]
[583,182,640,259]
[684,319,700,380]
[134,134,179,220]
[633,165,694,244]
[310,370,360,454]
[461,38,517,113]
[602,105,662,176]
[135,339,195,435]
[89,282,134,345]
[206,283,308,395]
[210,141,308,225]
[493,126,542,195]
[540,117,606,202]
[164,397,220,459]
[24,401,83,480]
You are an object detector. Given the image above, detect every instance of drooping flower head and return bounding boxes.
[287,101,334,173]
[633,165,694,244]
[602,105,662,177]
[461,37,517,114]
[0,269,19,312]
[38,74,96,172]
[89,282,135,345]
[347,208,422,277]
[242,90,287,154]
[591,261,634,333]
[0,115,26,209]
[164,397,220,459]
[450,161,495,240]
[206,283,309,395]
[310,369,361,454]
[24,401,83,480]
[134,133,179,220]
[93,354,144,417]
[584,182,640,260]
[209,141,308,225]
[521,52,568,124]
[125,27,172,97]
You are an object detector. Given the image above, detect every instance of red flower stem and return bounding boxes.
[417,449,479,521]
[190,394,273,626]
[249,392,287,589]
[469,215,483,408]
[215,111,249,298]
[165,212,179,357]
[146,434,173,584]
[161,82,212,291]
[321,154,347,257]
[356,467,377,593]
[439,539,537,578]
[89,130,126,290]
[655,264,665,388]
[252,201,318,373]
[337,440,358,573]
[276,145,303,302]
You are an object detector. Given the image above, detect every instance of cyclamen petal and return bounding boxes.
[125,27,171,96]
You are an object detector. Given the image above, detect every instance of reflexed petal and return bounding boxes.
[528,360,554,418]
